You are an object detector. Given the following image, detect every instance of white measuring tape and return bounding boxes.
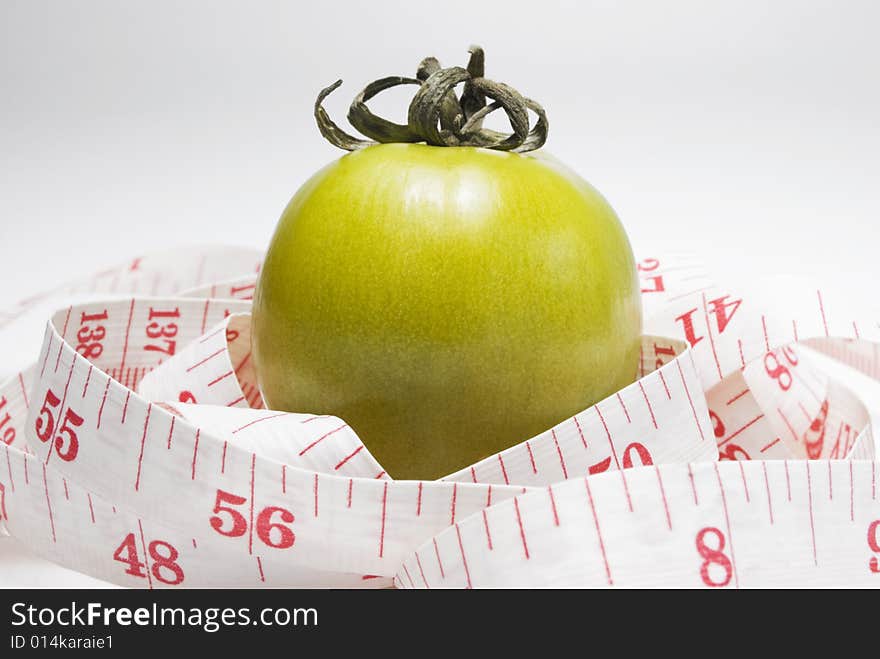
[0,246,877,587]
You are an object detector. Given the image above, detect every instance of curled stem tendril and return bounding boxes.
[314,46,548,153]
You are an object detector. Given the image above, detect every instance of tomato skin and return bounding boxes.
[254,143,641,480]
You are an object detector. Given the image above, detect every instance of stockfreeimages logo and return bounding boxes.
[10,602,317,633]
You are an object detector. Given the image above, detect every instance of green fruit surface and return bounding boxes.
[253,143,641,480]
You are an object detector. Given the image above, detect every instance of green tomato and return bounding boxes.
[253,143,641,480]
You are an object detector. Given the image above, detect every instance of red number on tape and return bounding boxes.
[588,457,612,475]
[709,410,725,439]
[764,352,792,391]
[210,489,248,537]
[113,533,184,585]
[208,489,296,550]
[637,259,665,294]
[676,295,743,347]
[54,407,82,462]
[144,307,180,356]
[718,444,750,461]
[0,396,14,445]
[622,443,653,468]
[149,540,185,585]
[35,389,61,442]
[696,527,733,587]
[76,310,108,360]
[0,482,7,521]
[256,507,296,549]
[653,343,676,370]
[803,399,829,460]
[178,391,197,404]
[868,520,880,574]
[34,389,81,462]
[828,423,855,459]
[113,533,146,577]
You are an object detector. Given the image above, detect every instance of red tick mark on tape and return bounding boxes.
[482,509,493,549]
[199,325,225,344]
[513,498,530,559]
[806,461,818,566]
[738,462,750,502]
[118,299,136,377]
[401,562,415,589]
[433,538,445,579]
[39,335,52,380]
[207,371,234,387]
[638,381,657,429]
[658,370,671,400]
[378,482,388,558]
[81,365,92,399]
[416,552,430,588]
[334,445,364,471]
[190,429,201,480]
[548,484,560,526]
[450,483,457,525]
[231,412,287,434]
[454,524,473,589]
[55,307,72,372]
[313,474,319,518]
[713,463,739,588]
[134,403,152,491]
[828,461,833,500]
[186,347,226,373]
[616,393,631,423]
[42,464,56,543]
[719,414,764,447]
[777,408,798,442]
[97,378,110,428]
[676,358,705,442]
[18,372,29,409]
[121,390,131,425]
[525,441,537,474]
[762,462,774,524]
[497,454,510,485]
[200,300,210,335]
[298,423,347,456]
[687,463,699,505]
[760,437,781,453]
[584,477,612,585]
[4,447,13,493]
[573,414,587,448]
[136,519,153,590]
[817,290,829,337]
[551,429,569,479]
[849,460,854,521]
[655,466,672,529]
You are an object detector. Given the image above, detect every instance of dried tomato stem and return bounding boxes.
[314,46,548,153]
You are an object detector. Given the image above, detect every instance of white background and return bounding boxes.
[1,1,879,586]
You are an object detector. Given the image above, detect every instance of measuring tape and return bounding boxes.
[0,246,877,587]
